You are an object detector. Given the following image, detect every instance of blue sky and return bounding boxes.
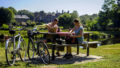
[0,0,104,15]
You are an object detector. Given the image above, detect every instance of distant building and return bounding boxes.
[34,10,65,23]
[15,15,29,23]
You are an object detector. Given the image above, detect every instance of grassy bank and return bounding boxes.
[0,29,120,68]
[60,44,120,68]
[0,43,120,68]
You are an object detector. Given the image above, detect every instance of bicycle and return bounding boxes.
[5,28,27,65]
[27,30,50,64]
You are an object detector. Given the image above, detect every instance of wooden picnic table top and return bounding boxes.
[35,32,92,38]
[37,32,92,35]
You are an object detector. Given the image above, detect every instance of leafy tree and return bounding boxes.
[8,7,17,14]
[70,11,79,20]
[97,0,120,30]
[70,11,79,27]
[80,14,98,30]
[58,13,72,29]
[86,17,98,31]
[0,7,14,26]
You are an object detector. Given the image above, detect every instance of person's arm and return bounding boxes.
[46,24,51,29]
[72,30,83,38]
[69,27,75,33]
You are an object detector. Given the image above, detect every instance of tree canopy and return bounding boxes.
[8,6,17,14]
[0,7,15,26]
[58,11,79,29]
[58,13,72,29]
[98,0,120,30]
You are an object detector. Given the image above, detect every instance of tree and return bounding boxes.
[97,0,120,30]
[111,2,120,29]
[70,11,79,27]
[86,17,98,31]
[0,7,14,26]
[70,11,79,19]
[58,13,72,29]
[80,14,98,30]
[8,7,17,14]
[98,11,110,30]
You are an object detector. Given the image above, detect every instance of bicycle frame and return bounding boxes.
[5,33,22,53]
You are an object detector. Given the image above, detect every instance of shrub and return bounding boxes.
[1,24,9,30]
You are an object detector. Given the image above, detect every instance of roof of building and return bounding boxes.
[15,15,29,19]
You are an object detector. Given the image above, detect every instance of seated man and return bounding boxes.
[45,18,61,56]
[46,18,58,33]
[64,19,84,59]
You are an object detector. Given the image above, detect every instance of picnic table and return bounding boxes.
[36,32,93,60]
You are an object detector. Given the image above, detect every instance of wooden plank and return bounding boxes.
[47,41,101,47]
[88,41,101,44]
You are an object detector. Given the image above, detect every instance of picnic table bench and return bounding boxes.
[37,32,101,60]
[47,41,101,60]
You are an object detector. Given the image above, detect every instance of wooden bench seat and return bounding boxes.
[46,41,101,60]
[47,41,100,47]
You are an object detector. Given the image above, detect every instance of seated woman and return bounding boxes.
[64,19,84,59]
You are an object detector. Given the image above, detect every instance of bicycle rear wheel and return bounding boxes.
[5,38,16,65]
[38,41,50,64]
[19,38,28,62]
[28,39,40,60]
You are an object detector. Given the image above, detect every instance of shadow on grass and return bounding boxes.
[0,59,31,68]
[25,54,97,65]
[0,54,99,68]
[0,58,45,68]
[0,61,10,68]
[51,54,96,64]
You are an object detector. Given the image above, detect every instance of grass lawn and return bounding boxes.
[60,44,120,68]
[0,29,120,68]
[0,42,120,68]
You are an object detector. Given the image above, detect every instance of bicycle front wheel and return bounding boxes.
[38,41,50,64]
[5,38,16,65]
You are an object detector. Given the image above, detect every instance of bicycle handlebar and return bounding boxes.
[9,26,26,31]
[9,26,26,35]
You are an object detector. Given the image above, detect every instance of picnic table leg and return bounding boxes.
[77,44,79,55]
[52,45,56,60]
[87,44,89,56]
[87,33,90,56]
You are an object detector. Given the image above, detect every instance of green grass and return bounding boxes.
[0,42,120,68]
[0,29,120,68]
[60,44,120,68]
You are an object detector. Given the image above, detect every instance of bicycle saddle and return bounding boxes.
[9,30,16,35]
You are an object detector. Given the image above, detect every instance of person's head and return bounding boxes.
[53,18,58,25]
[73,19,81,26]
